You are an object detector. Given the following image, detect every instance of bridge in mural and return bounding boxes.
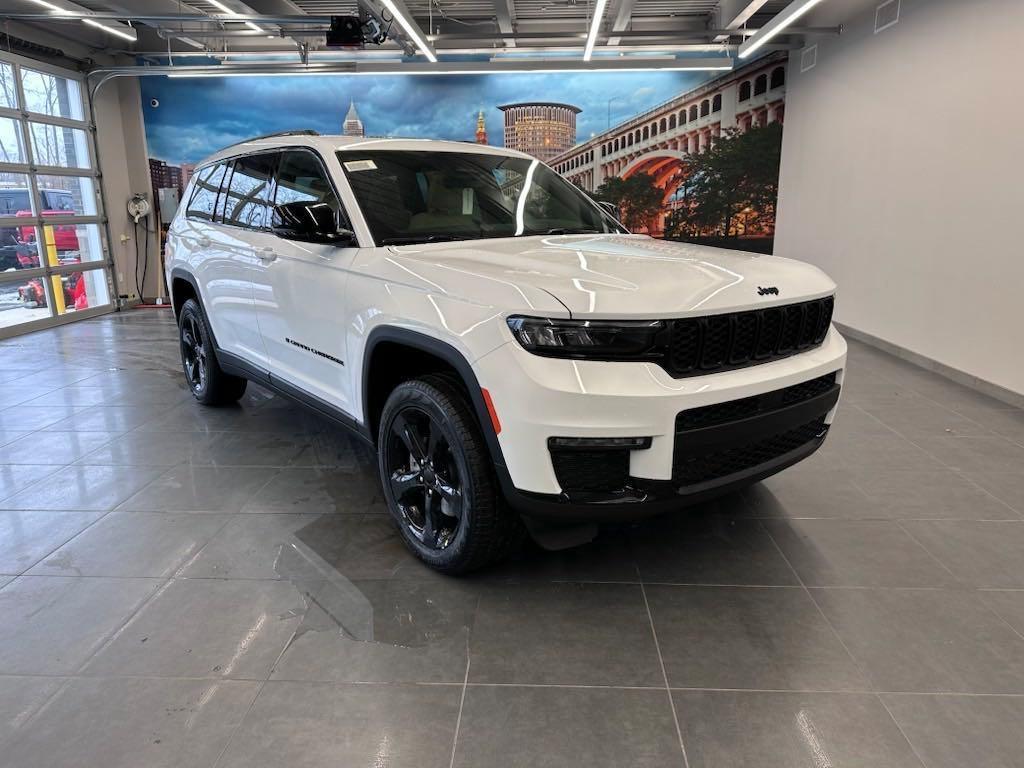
[550,51,788,235]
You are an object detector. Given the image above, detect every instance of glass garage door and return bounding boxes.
[0,51,113,338]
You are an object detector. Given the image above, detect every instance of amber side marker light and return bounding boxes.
[481,388,501,435]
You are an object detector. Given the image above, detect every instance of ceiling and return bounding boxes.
[1,0,809,61]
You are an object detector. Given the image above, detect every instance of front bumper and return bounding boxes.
[474,326,847,521]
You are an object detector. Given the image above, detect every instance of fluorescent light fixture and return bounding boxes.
[27,0,138,42]
[582,0,609,61]
[82,18,137,42]
[379,0,438,63]
[165,57,733,77]
[738,0,827,59]
[206,0,237,14]
[206,0,264,32]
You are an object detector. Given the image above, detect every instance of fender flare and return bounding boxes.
[362,326,509,474]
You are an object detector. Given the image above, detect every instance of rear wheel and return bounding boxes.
[178,298,247,405]
[378,375,521,574]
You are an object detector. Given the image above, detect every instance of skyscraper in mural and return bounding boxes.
[498,102,579,162]
[342,100,364,137]
[475,110,488,144]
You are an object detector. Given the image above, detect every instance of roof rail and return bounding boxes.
[239,129,320,143]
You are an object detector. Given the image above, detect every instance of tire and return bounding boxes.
[377,374,523,574]
[178,298,247,406]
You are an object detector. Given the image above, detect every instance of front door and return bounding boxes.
[253,149,359,415]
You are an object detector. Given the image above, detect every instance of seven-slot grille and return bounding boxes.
[666,296,834,377]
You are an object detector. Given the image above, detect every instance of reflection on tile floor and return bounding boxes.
[0,309,1023,767]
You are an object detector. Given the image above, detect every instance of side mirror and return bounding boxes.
[271,201,355,245]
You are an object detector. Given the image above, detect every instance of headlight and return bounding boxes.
[507,316,665,360]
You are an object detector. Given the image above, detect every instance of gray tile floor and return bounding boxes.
[1,310,1024,768]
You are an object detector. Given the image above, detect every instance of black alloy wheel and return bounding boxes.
[385,405,464,550]
[180,312,207,394]
[177,298,247,405]
[377,375,522,574]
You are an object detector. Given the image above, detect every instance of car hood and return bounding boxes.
[386,234,836,318]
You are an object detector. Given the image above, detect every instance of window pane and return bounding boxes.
[0,273,52,329]
[54,267,110,315]
[0,63,16,109]
[272,151,344,227]
[186,163,227,221]
[38,222,104,264]
[36,175,97,217]
[223,153,276,229]
[29,123,90,169]
[213,162,233,222]
[0,222,43,272]
[0,173,33,215]
[20,68,84,121]
[0,116,26,164]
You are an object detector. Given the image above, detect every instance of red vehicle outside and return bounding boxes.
[0,187,81,252]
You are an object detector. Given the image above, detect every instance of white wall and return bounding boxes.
[94,78,159,300]
[775,0,1024,396]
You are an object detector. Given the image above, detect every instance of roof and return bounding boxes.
[497,102,582,114]
[197,135,535,168]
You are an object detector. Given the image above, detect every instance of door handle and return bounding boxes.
[257,246,278,263]
[198,236,211,248]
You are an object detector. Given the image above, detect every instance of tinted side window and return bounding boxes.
[0,191,30,214]
[42,191,73,211]
[186,163,228,221]
[222,153,277,229]
[271,150,347,228]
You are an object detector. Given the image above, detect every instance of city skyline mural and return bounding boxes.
[140,70,713,167]
[140,55,788,249]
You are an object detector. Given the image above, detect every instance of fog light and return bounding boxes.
[548,436,651,450]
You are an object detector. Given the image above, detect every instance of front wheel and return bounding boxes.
[178,298,247,406]
[378,375,521,574]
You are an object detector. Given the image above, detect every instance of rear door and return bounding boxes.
[253,148,359,413]
[214,151,279,368]
[179,160,259,359]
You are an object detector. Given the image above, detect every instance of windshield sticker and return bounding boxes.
[344,160,377,172]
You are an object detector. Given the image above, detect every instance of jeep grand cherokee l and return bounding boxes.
[166,130,847,574]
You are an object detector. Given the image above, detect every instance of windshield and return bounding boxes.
[337,150,626,246]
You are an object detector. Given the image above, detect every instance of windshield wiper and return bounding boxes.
[379,234,469,245]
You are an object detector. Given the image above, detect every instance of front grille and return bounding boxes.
[665,296,834,377]
[672,417,828,487]
[677,372,837,432]
[551,449,629,493]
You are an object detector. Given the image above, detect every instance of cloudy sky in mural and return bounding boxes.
[141,70,714,165]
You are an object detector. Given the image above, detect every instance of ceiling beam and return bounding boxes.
[494,0,516,48]
[607,0,635,47]
[713,0,770,41]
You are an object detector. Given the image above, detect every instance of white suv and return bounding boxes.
[166,130,847,573]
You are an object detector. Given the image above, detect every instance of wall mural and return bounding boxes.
[140,52,786,251]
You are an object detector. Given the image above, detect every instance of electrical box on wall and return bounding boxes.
[157,188,180,223]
